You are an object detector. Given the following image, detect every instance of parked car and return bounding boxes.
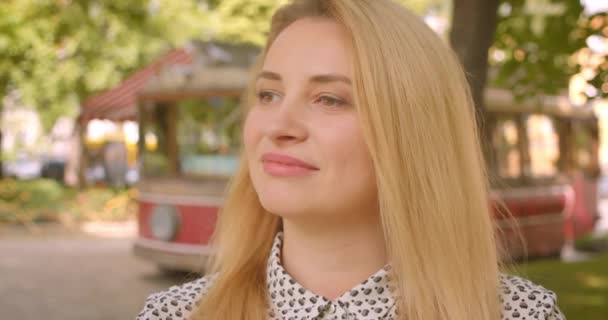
[3,156,42,180]
[41,159,66,182]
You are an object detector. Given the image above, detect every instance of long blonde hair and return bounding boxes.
[193,1,502,319]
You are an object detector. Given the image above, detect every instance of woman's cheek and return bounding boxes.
[330,119,375,185]
[324,117,365,160]
[243,111,262,157]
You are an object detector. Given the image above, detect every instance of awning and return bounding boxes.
[79,48,193,122]
[139,41,260,101]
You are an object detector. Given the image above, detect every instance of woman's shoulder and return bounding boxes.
[499,273,565,320]
[136,273,218,320]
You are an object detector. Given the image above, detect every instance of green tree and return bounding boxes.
[0,0,211,176]
[204,0,288,45]
[0,0,210,128]
[449,0,599,174]
[200,0,445,46]
[491,0,590,99]
[568,11,608,104]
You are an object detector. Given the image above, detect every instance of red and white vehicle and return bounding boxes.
[133,43,599,271]
[487,88,599,258]
[132,42,257,271]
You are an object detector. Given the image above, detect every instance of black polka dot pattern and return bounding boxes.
[498,274,565,320]
[266,232,398,320]
[136,273,217,320]
[136,232,565,320]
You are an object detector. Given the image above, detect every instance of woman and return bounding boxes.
[137,0,565,319]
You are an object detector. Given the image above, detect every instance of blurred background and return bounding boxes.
[1,0,608,319]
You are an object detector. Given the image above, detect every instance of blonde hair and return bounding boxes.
[192,1,502,319]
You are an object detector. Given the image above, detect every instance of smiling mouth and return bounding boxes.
[262,161,318,177]
[261,153,319,177]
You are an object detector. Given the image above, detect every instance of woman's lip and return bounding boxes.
[261,153,319,176]
[261,153,319,170]
[262,161,318,177]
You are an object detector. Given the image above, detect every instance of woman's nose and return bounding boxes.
[264,102,308,145]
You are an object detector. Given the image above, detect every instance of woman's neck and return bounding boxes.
[280,213,387,300]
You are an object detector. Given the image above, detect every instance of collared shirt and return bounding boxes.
[136,232,565,320]
[266,232,397,319]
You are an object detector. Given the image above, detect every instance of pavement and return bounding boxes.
[0,221,197,320]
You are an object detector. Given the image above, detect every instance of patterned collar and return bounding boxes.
[266,232,398,320]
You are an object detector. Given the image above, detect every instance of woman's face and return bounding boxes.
[244,18,377,220]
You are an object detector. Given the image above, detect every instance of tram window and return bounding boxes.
[493,118,521,179]
[141,104,171,176]
[527,114,559,178]
[572,122,597,175]
[177,97,241,177]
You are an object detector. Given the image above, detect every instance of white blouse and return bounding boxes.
[137,232,566,320]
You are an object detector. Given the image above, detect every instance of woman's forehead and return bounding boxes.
[262,18,353,80]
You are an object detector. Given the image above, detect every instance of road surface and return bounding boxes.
[0,223,196,320]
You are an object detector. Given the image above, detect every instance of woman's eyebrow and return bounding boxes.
[256,71,282,81]
[309,74,352,85]
[256,71,351,85]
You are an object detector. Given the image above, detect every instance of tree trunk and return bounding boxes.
[0,130,3,178]
[77,120,89,189]
[449,0,500,182]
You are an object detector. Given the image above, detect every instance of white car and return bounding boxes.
[3,157,42,179]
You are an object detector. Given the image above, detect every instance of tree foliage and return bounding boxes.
[201,0,446,46]
[0,0,449,131]
[569,11,608,104]
[491,0,591,99]
[204,0,289,46]
[0,0,209,129]
[1,0,604,131]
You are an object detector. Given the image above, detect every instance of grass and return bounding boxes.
[575,232,608,252]
[510,253,608,320]
[0,178,136,225]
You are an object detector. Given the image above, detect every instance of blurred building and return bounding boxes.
[74,48,194,187]
[1,90,43,157]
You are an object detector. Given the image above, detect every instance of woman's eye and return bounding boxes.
[257,91,279,105]
[316,95,346,108]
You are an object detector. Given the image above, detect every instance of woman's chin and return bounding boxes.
[260,199,304,217]
[258,196,321,220]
